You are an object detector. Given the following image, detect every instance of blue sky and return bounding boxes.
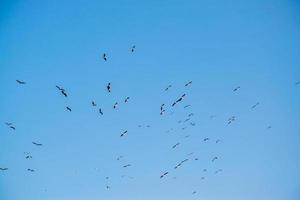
[1,0,300,199]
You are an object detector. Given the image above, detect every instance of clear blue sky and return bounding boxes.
[1,0,300,199]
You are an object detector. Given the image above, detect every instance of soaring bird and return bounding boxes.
[27,169,35,172]
[172,143,180,149]
[99,108,103,115]
[16,80,26,84]
[227,116,235,124]
[164,85,172,91]
[233,86,240,91]
[185,81,192,87]
[0,168,8,171]
[192,191,197,195]
[216,139,221,143]
[56,85,65,91]
[131,45,136,52]
[188,113,194,117]
[172,94,186,107]
[5,122,12,126]
[184,104,191,108]
[124,97,130,103]
[92,101,97,106]
[9,126,16,130]
[251,102,260,109]
[120,130,127,137]
[32,142,43,146]
[123,164,131,168]
[203,138,209,142]
[103,53,107,61]
[113,102,118,109]
[160,172,169,178]
[61,90,68,97]
[212,156,218,162]
[66,106,72,112]
[107,83,111,92]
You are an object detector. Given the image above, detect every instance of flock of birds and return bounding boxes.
[2,45,299,198]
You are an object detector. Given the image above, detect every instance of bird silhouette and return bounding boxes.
[172,143,180,149]
[212,156,218,162]
[16,80,26,84]
[66,106,72,112]
[120,130,127,137]
[131,45,136,52]
[165,85,172,91]
[123,164,131,168]
[251,102,260,109]
[160,172,169,178]
[233,86,240,91]
[113,102,118,109]
[32,142,43,146]
[0,168,8,171]
[107,83,111,92]
[185,81,192,87]
[99,108,103,115]
[27,169,35,172]
[103,53,107,61]
[92,101,97,106]
[124,97,130,103]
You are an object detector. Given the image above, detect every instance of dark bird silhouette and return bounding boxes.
[107,83,111,92]
[174,159,189,169]
[233,86,240,92]
[27,169,35,172]
[192,191,197,195]
[16,80,26,84]
[216,139,221,143]
[251,102,260,109]
[165,85,172,91]
[188,113,194,117]
[25,155,32,159]
[92,101,97,106]
[215,169,223,174]
[56,85,65,91]
[66,106,72,112]
[184,104,191,108]
[99,108,103,115]
[172,143,180,149]
[106,185,111,189]
[227,116,235,124]
[123,164,131,168]
[61,90,68,97]
[212,156,218,162]
[131,45,136,52]
[103,53,107,61]
[172,94,186,107]
[113,102,118,109]
[185,81,192,87]
[184,118,191,122]
[190,122,196,126]
[120,130,127,137]
[160,172,169,178]
[124,97,130,103]
[5,122,12,126]
[0,168,8,171]
[203,138,209,142]
[9,126,16,130]
[32,142,43,146]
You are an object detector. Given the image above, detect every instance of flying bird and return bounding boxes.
[172,94,186,107]
[107,83,111,92]
[131,45,136,52]
[216,139,221,143]
[233,86,240,92]
[66,106,72,112]
[61,90,67,97]
[165,85,172,91]
[227,116,235,124]
[102,53,107,61]
[16,80,26,84]
[251,102,260,109]
[185,81,192,87]
[184,105,191,108]
[160,172,169,178]
[203,138,209,142]
[172,143,180,149]
[124,97,130,103]
[123,164,131,168]
[0,168,8,171]
[120,130,127,137]
[9,126,16,130]
[32,142,43,146]
[99,108,103,115]
[27,169,35,172]
[113,102,118,109]
[92,101,97,106]
[56,85,65,91]
[212,156,218,162]
[5,122,12,126]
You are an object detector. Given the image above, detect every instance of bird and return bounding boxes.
[106,185,111,189]
[99,108,103,115]
[120,130,127,137]
[107,83,111,92]
[212,156,218,162]
[0,168,8,171]
[184,118,191,122]
[295,81,300,85]
[188,113,194,117]
[203,138,209,142]
[227,116,235,124]
[216,139,221,143]
[131,45,136,52]
[251,102,260,109]
[27,169,35,172]
[32,142,43,146]
[160,172,169,178]
[185,81,192,87]
[160,104,165,111]
[55,85,65,91]
[66,106,72,112]
[123,164,131,168]
[9,126,16,130]
[184,104,191,108]
[192,191,197,195]
[113,102,118,109]
[92,101,97,106]
[164,85,172,91]
[233,86,240,92]
[25,155,32,159]
[172,94,186,107]
[102,53,107,61]
[174,159,189,169]
[124,97,130,103]
[5,122,12,126]
[172,143,180,149]
[16,80,26,84]
[190,122,196,126]
[215,169,223,174]
[61,90,67,97]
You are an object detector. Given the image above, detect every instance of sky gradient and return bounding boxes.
[1,0,300,200]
